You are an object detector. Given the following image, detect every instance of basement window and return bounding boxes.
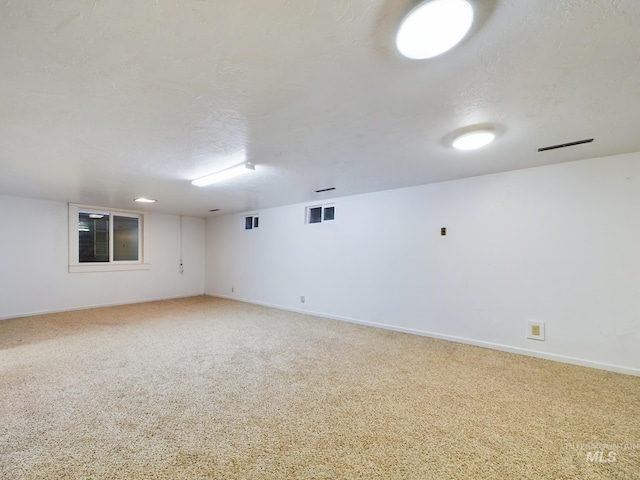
[68,204,150,272]
[306,204,335,224]
[244,215,259,230]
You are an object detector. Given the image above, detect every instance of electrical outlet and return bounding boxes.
[231,287,234,293]
[300,295,305,303]
[527,321,545,341]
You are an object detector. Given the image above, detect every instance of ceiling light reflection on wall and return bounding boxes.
[191,162,255,187]
[396,0,474,59]
[452,130,496,150]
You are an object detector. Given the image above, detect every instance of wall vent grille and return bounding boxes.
[538,138,593,152]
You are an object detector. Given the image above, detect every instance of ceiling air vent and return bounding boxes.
[538,138,593,152]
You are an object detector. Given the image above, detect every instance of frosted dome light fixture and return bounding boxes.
[452,130,495,150]
[396,0,474,60]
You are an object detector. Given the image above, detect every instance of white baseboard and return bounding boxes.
[210,294,640,378]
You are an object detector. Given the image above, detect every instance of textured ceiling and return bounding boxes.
[1,0,639,217]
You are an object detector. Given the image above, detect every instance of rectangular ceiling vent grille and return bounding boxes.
[538,138,594,152]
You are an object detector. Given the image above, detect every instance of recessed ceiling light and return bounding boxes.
[396,0,474,60]
[452,130,496,150]
[134,197,157,203]
[191,162,255,187]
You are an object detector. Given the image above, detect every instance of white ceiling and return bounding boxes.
[1,0,639,217]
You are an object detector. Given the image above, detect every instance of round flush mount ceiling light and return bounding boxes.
[452,130,495,150]
[396,0,474,60]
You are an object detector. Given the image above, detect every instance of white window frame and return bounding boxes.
[68,203,151,273]
[243,214,259,230]
[306,203,335,224]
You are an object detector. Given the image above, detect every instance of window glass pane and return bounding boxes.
[79,212,110,262]
[309,207,322,223]
[245,216,253,229]
[113,216,139,261]
[253,217,259,228]
[323,206,335,221]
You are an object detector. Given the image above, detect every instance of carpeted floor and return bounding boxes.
[1,296,638,479]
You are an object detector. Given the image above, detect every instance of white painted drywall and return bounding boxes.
[0,195,205,319]
[205,152,640,375]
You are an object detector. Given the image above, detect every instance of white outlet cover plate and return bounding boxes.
[527,321,545,341]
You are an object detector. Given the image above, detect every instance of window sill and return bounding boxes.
[69,263,151,273]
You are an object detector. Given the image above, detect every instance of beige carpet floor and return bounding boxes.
[1,296,638,479]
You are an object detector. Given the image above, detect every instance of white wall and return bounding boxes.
[0,195,205,319]
[206,152,640,375]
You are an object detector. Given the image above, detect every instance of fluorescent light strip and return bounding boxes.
[134,197,157,203]
[191,162,255,187]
